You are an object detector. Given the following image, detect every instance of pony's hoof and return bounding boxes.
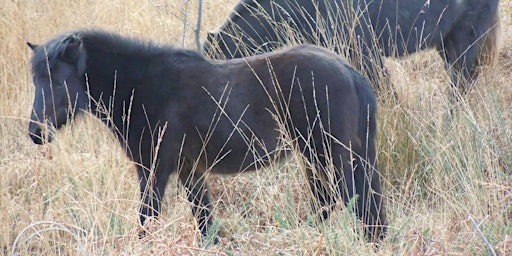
[138,229,146,239]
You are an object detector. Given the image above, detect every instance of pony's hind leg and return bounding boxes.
[304,165,339,221]
[301,140,351,223]
[315,141,386,243]
[440,3,500,97]
[349,156,387,243]
[440,36,481,98]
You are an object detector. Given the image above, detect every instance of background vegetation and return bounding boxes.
[0,0,511,255]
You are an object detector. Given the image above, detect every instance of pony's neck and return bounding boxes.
[85,47,159,98]
[83,49,155,131]
[79,34,208,133]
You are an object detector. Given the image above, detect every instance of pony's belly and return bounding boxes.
[205,145,284,174]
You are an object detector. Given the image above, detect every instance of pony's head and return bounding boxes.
[27,33,88,144]
[203,28,246,59]
[202,0,280,59]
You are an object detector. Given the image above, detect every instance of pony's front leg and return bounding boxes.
[178,163,214,240]
[349,157,387,243]
[136,165,171,235]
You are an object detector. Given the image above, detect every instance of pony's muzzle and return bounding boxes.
[28,121,54,144]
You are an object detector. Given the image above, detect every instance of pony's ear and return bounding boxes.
[60,35,87,75]
[60,35,84,64]
[206,31,214,40]
[206,30,220,41]
[27,42,39,51]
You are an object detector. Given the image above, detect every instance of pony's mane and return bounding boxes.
[78,30,203,58]
[31,29,206,76]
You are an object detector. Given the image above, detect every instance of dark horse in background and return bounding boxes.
[203,0,501,94]
[27,30,386,243]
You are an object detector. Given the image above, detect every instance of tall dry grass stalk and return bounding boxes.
[1,0,511,255]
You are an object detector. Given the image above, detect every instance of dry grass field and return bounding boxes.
[1,0,511,255]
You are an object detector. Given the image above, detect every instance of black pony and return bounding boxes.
[28,29,386,243]
[203,0,501,93]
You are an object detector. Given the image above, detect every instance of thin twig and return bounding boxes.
[468,215,496,256]
[195,0,203,51]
